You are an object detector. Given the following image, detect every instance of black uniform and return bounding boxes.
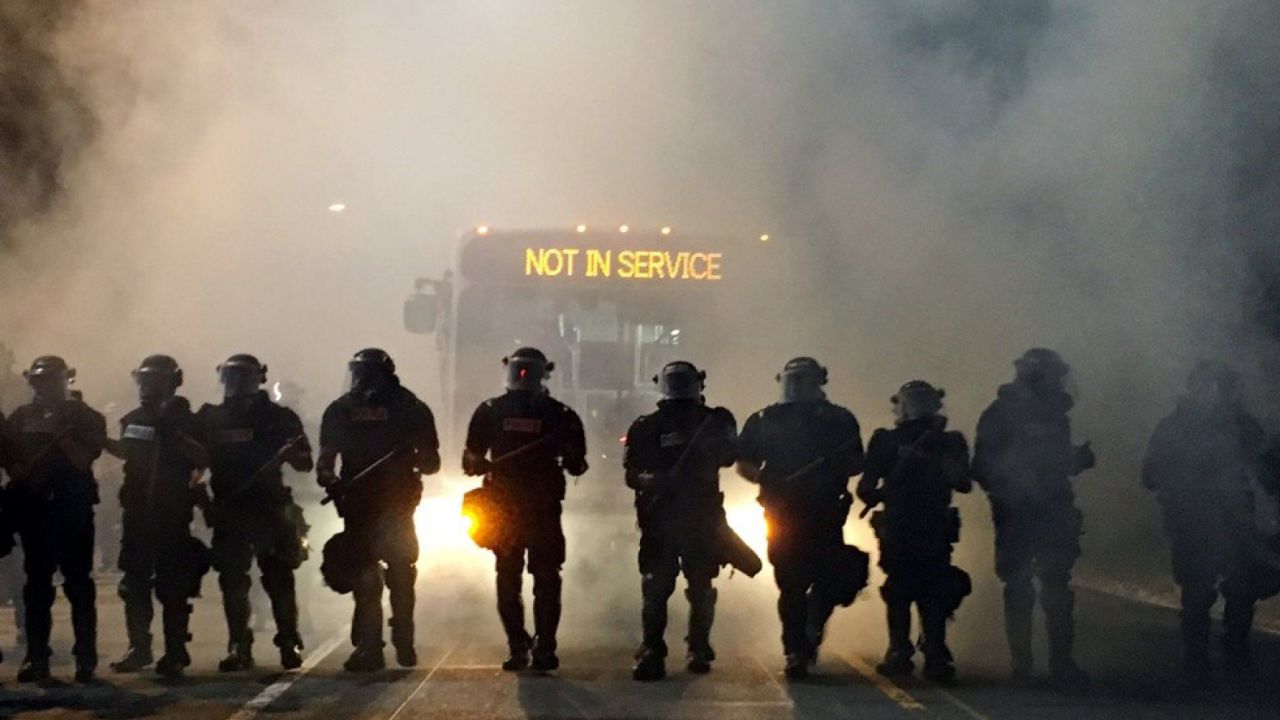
[737,400,862,664]
[1142,399,1270,675]
[321,383,439,654]
[200,391,312,658]
[0,396,106,674]
[859,416,970,675]
[624,399,735,666]
[115,398,206,666]
[464,390,587,663]
[973,382,1091,679]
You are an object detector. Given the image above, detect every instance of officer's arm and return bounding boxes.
[855,430,890,506]
[316,404,341,486]
[944,432,973,494]
[710,408,737,469]
[461,403,492,476]
[59,406,106,472]
[560,409,589,477]
[840,412,866,477]
[281,408,314,473]
[734,412,764,483]
[623,418,655,490]
[415,403,442,476]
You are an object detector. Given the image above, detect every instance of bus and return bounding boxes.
[404,225,781,465]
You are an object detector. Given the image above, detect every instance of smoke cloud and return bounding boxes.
[2,0,1279,644]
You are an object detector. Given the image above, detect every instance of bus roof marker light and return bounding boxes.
[759,233,770,242]
[576,224,587,233]
[660,226,672,236]
[619,224,630,233]
[328,203,346,213]
[477,225,490,236]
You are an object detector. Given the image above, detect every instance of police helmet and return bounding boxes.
[218,353,267,398]
[134,354,183,401]
[25,355,74,380]
[654,361,705,401]
[778,357,827,403]
[891,380,944,424]
[1014,347,1070,385]
[504,347,553,392]
[348,348,397,396]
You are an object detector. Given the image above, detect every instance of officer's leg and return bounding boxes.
[773,560,812,661]
[495,545,530,668]
[60,509,98,680]
[383,511,420,668]
[154,547,194,678]
[1038,519,1085,684]
[527,514,565,671]
[112,569,155,671]
[684,562,718,673]
[213,522,256,670]
[918,564,957,683]
[995,528,1035,678]
[19,525,56,681]
[1220,568,1256,675]
[258,551,303,666]
[804,577,837,657]
[876,571,916,677]
[634,545,678,681]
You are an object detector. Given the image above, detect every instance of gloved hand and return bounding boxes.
[462,450,492,477]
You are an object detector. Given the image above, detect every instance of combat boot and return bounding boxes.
[343,645,386,673]
[530,635,559,673]
[156,644,191,679]
[502,632,531,671]
[75,656,98,684]
[111,646,155,673]
[784,653,809,681]
[280,643,304,671]
[876,647,914,677]
[923,657,957,685]
[17,655,51,683]
[632,646,666,682]
[685,586,717,674]
[218,641,255,672]
[390,617,417,668]
[877,601,915,677]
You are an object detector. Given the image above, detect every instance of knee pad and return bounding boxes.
[642,571,678,602]
[384,562,417,590]
[218,570,252,596]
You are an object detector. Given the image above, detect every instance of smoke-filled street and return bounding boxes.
[4,2,1280,719]
[1,569,1279,720]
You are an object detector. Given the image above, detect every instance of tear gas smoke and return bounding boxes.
[1,1,1279,655]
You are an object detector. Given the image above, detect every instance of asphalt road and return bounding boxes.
[1,545,1279,720]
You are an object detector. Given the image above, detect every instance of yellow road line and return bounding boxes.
[842,655,927,712]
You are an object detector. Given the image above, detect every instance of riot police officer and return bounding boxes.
[0,356,106,682]
[108,355,210,678]
[319,349,439,672]
[1142,361,1271,684]
[973,348,1094,686]
[858,381,971,683]
[625,361,734,682]
[462,348,587,673]
[736,358,864,680]
[201,354,314,671]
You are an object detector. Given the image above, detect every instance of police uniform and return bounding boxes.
[738,399,862,671]
[320,381,439,664]
[624,398,735,677]
[859,415,970,680]
[201,390,312,667]
[464,389,587,669]
[973,377,1091,681]
[1142,374,1270,679]
[115,397,207,673]
[1,392,106,680]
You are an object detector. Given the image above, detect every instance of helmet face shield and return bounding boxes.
[1014,349,1071,391]
[892,383,943,424]
[220,364,262,398]
[135,370,177,405]
[28,373,69,402]
[657,362,704,401]
[347,360,390,397]
[505,357,548,392]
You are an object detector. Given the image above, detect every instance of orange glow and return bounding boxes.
[477,225,490,235]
